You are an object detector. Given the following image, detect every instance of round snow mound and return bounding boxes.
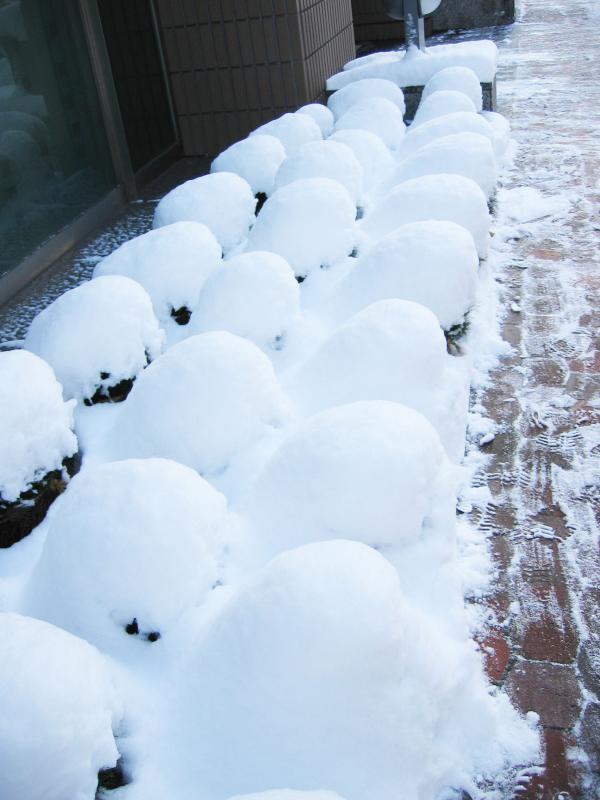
[411,89,477,127]
[24,276,164,403]
[245,400,452,554]
[482,110,511,159]
[334,97,405,150]
[211,135,286,196]
[327,78,405,120]
[329,129,394,195]
[336,220,479,330]
[184,539,537,800]
[110,332,288,475]
[189,251,300,348]
[422,66,483,111]
[0,350,77,503]
[153,172,256,254]
[272,140,363,204]
[361,174,491,259]
[0,612,122,800]
[249,112,322,155]
[289,300,447,419]
[28,458,227,646]
[94,222,222,324]
[296,104,334,137]
[387,132,498,199]
[245,178,356,278]
[400,111,496,162]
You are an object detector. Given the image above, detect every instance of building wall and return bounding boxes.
[155,0,355,157]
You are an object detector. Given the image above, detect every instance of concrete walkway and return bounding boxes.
[469,0,600,796]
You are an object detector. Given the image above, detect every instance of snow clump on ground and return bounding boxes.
[153,172,256,254]
[0,350,77,503]
[27,458,227,649]
[421,66,484,111]
[93,222,222,325]
[326,78,406,119]
[245,178,356,279]
[0,612,122,800]
[411,89,477,126]
[250,112,322,155]
[334,97,406,150]
[24,276,164,403]
[210,135,286,197]
[296,104,335,137]
[328,129,395,196]
[189,251,300,349]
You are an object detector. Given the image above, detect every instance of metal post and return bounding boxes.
[384,0,427,51]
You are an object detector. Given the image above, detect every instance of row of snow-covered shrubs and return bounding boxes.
[0,59,537,800]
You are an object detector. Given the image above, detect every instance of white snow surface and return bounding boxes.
[0,612,122,800]
[382,132,498,199]
[211,135,286,196]
[109,332,288,476]
[243,401,454,556]
[399,111,496,162]
[326,78,406,119]
[189,251,300,348]
[327,41,498,89]
[333,97,405,150]
[229,794,346,800]
[333,220,479,330]
[153,172,257,254]
[328,129,395,195]
[421,66,484,111]
[177,540,538,800]
[27,458,227,649]
[245,178,356,278]
[411,90,477,127]
[0,350,77,503]
[272,140,363,204]
[24,276,164,402]
[250,112,322,155]
[359,174,491,259]
[296,104,335,137]
[93,222,222,324]
[481,110,511,159]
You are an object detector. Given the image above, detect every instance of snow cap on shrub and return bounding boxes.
[24,276,164,403]
[411,89,477,127]
[153,172,256,254]
[245,178,356,279]
[400,111,496,162]
[110,332,289,475]
[334,97,405,150]
[210,135,286,196]
[360,174,491,258]
[0,612,122,800]
[327,78,405,119]
[336,220,479,330]
[0,350,77,503]
[296,104,335,137]
[482,110,511,159]
[272,140,363,204]
[189,251,300,348]
[421,66,483,111]
[328,129,394,195]
[94,222,222,324]
[28,458,227,648]
[250,112,322,155]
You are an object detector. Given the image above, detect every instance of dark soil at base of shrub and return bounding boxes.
[97,758,127,796]
[170,305,192,325]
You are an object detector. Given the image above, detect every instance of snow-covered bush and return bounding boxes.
[411,89,477,127]
[109,332,288,476]
[288,300,447,419]
[383,132,498,199]
[153,173,256,254]
[334,97,405,150]
[182,539,538,800]
[272,140,363,205]
[399,111,496,161]
[327,78,406,119]
[189,251,300,348]
[245,178,356,279]
[24,276,164,404]
[93,222,222,326]
[360,174,491,258]
[244,400,453,555]
[328,129,395,195]
[334,220,479,330]
[421,66,483,111]
[482,110,511,159]
[210,135,286,197]
[296,104,334,137]
[0,612,122,800]
[27,458,227,647]
[250,112,322,155]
